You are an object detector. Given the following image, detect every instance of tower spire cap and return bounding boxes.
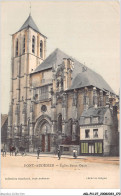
[29,1,31,16]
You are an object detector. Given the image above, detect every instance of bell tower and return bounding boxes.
[7,15,47,148]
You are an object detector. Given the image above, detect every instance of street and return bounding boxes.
[1,153,120,189]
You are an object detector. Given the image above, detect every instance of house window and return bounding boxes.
[85,129,90,138]
[95,142,102,153]
[23,35,25,54]
[85,117,90,124]
[81,142,88,153]
[32,35,35,53]
[16,39,18,56]
[40,40,43,58]
[93,129,98,138]
[92,117,98,124]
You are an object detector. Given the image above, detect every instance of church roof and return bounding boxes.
[31,48,114,94]
[19,14,40,32]
[70,69,114,93]
[32,48,84,78]
[15,15,46,37]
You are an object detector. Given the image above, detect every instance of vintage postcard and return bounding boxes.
[0,0,120,195]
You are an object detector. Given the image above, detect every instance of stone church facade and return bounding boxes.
[7,15,119,155]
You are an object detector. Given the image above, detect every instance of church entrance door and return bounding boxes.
[41,134,51,152]
[42,135,45,152]
[40,123,51,152]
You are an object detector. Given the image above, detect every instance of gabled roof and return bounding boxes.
[1,114,8,128]
[32,48,74,73]
[31,48,114,94]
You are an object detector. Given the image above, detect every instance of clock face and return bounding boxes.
[41,105,47,112]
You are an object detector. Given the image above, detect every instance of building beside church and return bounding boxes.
[79,106,119,156]
[7,14,119,155]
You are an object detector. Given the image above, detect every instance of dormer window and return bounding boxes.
[92,117,98,124]
[40,40,43,58]
[32,36,35,54]
[16,39,18,56]
[85,117,90,124]
[23,35,25,54]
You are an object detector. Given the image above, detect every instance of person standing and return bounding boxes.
[73,149,77,159]
[2,144,6,157]
[57,148,61,160]
[15,146,19,156]
[37,147,41,159]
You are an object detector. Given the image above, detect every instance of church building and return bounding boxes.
[7,15,119,155]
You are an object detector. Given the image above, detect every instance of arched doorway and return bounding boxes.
[34,115,52,152]
[41,122,51,152]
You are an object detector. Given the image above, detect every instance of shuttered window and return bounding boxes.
[81,143,88,153]
[95,142,102,153]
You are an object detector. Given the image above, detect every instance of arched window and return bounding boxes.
[16,39,18,56]
[56,80,59,88]
[61,78,63,89]
[40,40,43,58]
[23,35,25,54]
[58,114,62,133]
[32,35,35,53]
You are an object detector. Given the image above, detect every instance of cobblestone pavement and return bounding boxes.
[1,153,120,189]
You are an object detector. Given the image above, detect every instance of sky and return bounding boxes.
[0,0,120,114]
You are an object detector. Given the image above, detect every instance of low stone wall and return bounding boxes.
[59,145,80,156]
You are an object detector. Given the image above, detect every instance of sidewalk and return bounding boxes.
[4,152,120,164]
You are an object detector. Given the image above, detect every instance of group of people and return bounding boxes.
[2,144,6,157]
[2,144,78,159]
[36,147,78,160]
[1,144,26,157]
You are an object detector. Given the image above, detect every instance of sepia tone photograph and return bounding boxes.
[0,0,120,193]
